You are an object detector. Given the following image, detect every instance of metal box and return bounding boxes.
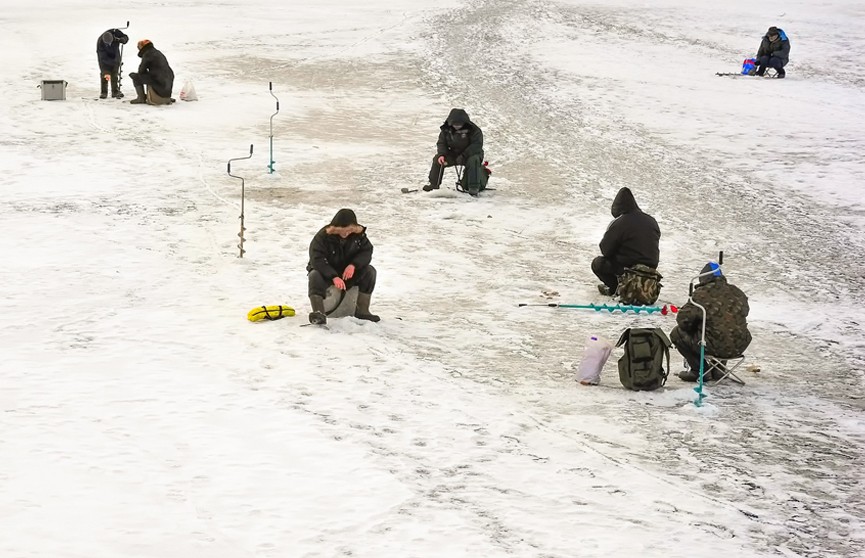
[40,80,67,101]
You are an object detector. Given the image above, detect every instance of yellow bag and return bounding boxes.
[247,305,296,322]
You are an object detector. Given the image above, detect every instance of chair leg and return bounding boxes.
[709,357,746,386]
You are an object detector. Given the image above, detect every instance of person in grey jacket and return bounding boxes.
[96,29,129,99]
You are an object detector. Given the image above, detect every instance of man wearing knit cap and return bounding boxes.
[754,26,791,78]
[671,262,752,382]
[306,209,379,325]
[128,39,175,105]
[96,28,129,99]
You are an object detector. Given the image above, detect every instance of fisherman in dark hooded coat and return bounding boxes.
[306,208,379,326]
[423,108,486,195]
[592,187,661,296]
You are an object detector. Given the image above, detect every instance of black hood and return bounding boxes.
[137,42,155,58]
[444,108,471,128]
[611,187,640,218]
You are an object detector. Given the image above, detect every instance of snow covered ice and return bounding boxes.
[1,0,864,556]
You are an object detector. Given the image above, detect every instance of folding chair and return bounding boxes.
[705,354,746,386]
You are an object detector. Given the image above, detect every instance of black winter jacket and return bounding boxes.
[306,226,374,281]
[756,30,791,64]
[137,42,175,98]
[676,275,752,357]
[96,29,129,71]
[599,187,660,268]
[436,108,484,161]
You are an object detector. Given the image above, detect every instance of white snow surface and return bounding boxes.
[2,0,864,557]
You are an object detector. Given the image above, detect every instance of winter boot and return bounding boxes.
[354,292,380,322]
[112,90,124,99]
[597,284,612,296]
[129,85,147,104]
[422,182,439,192]
[776,68,786,79]
[308,295,327,325]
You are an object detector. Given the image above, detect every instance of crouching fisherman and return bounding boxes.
[307,209,380,325]
[129,39,175,105]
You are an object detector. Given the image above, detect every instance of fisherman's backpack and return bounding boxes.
[617,264,663,306]
[616,328,672,391]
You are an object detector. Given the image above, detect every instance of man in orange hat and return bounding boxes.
[128,39,175,105]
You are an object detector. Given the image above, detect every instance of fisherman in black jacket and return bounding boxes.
[423,108,486,195]
[96,28,129,99]
[592,187,661,296]
[307,209,379,325]
[754,26,791,78]
[128,40,175,105]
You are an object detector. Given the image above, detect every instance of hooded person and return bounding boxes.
[754,26,791,78]
[128,39,175,105]
[306,209,379,325]
[592,187,661,296]
[423,108,487,196]
[671,262,752,382]
[96,28,129,99]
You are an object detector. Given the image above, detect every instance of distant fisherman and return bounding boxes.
[754,26,790,78]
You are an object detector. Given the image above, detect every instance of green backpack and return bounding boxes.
[616,328,672,391]
[617,264,662,306]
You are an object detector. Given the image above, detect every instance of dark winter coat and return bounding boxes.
[306,226,374,282]
[96,29,129,71]
[137,42,175,98]
[756,29,791,64]
[599,187,660,269]
[436,108,484,161]
[676,273,752,358]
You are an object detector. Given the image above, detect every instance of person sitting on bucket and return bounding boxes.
[671,262,752,382]
[423,108,486,195]
[96,28,129,99]
[754,26,790,78]
[306,209,380,325]
[128,39,175,105]
[592,187,660,296]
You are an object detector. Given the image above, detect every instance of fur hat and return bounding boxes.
[767,26,779,36]
[329,208,359,227]
[137,39,152,51]
[102,31,114,45]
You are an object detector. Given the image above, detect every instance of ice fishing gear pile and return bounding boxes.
[247,305,295,322]
[716,57,778,78]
